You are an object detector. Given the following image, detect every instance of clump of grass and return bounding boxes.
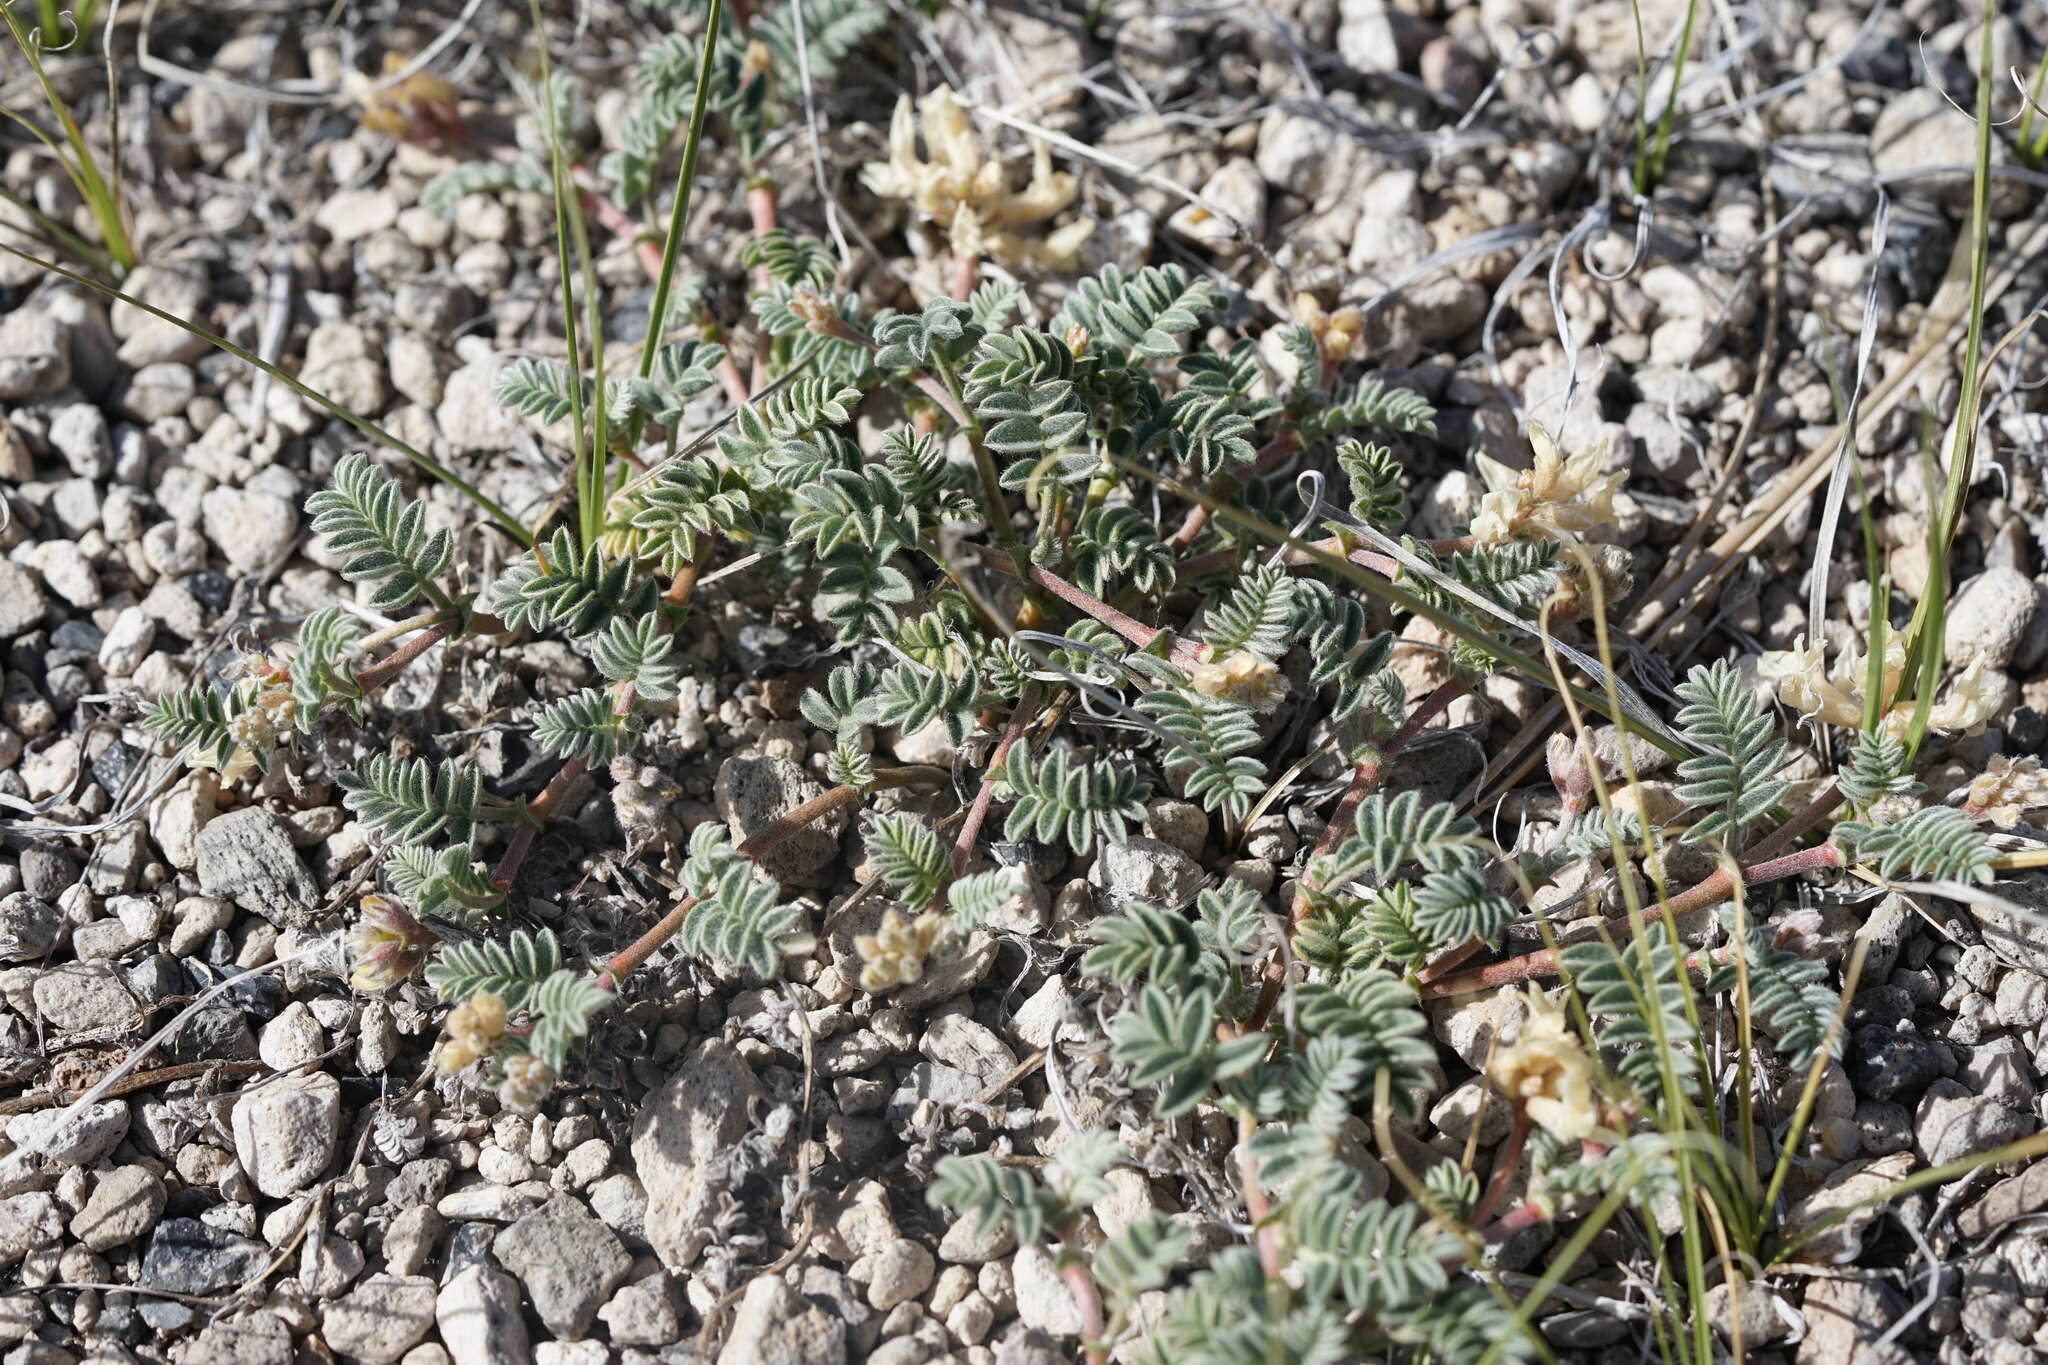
[0,1,134,276]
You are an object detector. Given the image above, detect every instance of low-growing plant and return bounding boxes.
[116,4,2048,1361]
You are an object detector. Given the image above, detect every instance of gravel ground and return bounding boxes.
[6,1,2048,1363]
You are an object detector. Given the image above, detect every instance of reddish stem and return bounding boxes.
[1236,1110,1285,1280]
[747,183,777,236]
[1018,563,1207,666]
[952,252,980,302]
[1056,1240,1110,1365]
[665,539,716,607]
[1480,1200,1547,1245]
[1470,1109,1530,1229]
[716,354,751,407]
[352,623,453,694]
[746,183,778,291]
[1416,785,1850,988]
[492,686,638,891]
[1167,432,1299,553]
[490,760,584,891]
[951,685,1040,877]
[1418,841,1848,998]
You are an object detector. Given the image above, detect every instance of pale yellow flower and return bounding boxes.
[855,909,948,992]
[438,992,508,1074]
[1962,754,2048,826]
[1470,425,1623,545]
[1927,657,2001,735]
[1489,986,1600,1143]
[496,1053,554,1112]
[1188,651,1287,713]
[862,86,1093,270]
[1757,636,1997,738]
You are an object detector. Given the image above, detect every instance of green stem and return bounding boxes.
[637,0,724,386]
[930,350,1017,556]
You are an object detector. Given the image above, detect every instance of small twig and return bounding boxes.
[597,768,945,985]
[0,1058,266,1117]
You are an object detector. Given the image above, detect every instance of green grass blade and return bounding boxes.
[638,0,725,379]
[1897,1,1996,758]
[0,4,133,271]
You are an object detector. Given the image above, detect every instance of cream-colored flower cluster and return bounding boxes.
[1470,426,1625,547]
[1488,986,1601,1143]
[1756,635,1998,738]
[496,1053,554,1113]
[1188,651,1287,712]
[438,992,508,1073]
[854,908,949,992]
[210,653,299,784]
[862,85,1093,270]
[1963,754,2048,826]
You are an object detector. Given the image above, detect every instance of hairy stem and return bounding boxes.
[352,622,454,694]
[1470,1108,1531,1229]
[1167,432,1300,553]
[951,251,980,302]
[952,685,1040,877]
[1055,1237,1110,1365]
[1236,1110,1286,1280]
[492,685,638,891]
[1418,841,1848,998]
[355,609,452,656]
[1010,561,1208,666]
[597,766,946,985]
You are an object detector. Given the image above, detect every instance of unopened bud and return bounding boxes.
[1063,323,1090,357]
[1546,732,1594,817]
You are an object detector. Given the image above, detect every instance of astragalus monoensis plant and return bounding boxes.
[138,209,2038,1356]
[132,197,2032,1365]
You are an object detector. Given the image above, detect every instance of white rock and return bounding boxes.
[717,1273,845,1365]
[201,486,298,574]
[1013,1244,1083,1336]
[1872,86,2024,215]
[866,1238,935,1311]
[6,1100,128,1166]
[47,402,111,478]
[435,360,523,454]
[632,1039,761,1269]
[322,1273,437,1364]
[0,561,50,639]
[1167,160,1266,258]
[436,1266,530,1365]
[1087,837,1202,910]
[317,188,401,243]
[1945,567,2037,670]
[231,1072,341,1197]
